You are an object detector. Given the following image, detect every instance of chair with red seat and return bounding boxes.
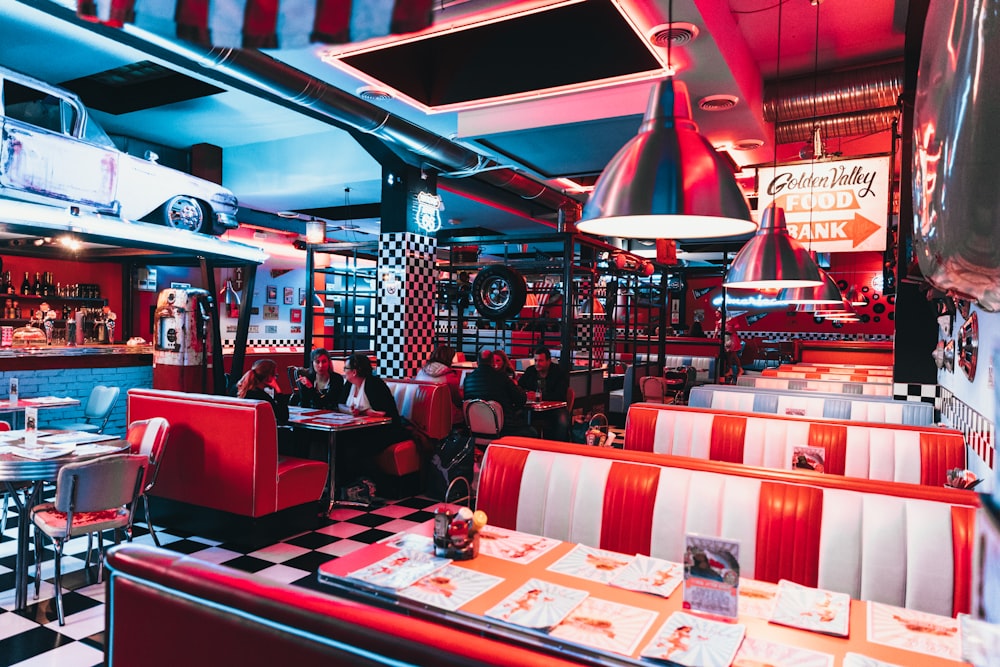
[125,417,170,546]
[31,453,147,624]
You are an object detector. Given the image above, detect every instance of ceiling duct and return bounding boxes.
[775,107,899,144]
[763,61,903,124]
[35,3,579,219]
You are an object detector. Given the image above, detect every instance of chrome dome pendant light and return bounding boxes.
[781,268,844,305]
[723,0,822,289]
[576,0,755,239]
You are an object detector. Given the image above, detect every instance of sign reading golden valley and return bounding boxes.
[755,156,889,252]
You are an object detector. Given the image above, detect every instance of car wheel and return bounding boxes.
[161,195,207,233]
[472,265,527,321]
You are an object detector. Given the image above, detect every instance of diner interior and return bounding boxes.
[1,0,999,665]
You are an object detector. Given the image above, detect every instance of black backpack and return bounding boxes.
[426,428,475,502]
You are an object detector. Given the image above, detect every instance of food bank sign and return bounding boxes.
[756,156,889,252]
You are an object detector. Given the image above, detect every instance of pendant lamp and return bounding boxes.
[723,205,824,289]
[780,268,843,304]
[577,77,756,239]
[845,284,867,307]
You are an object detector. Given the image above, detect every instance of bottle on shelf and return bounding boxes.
[20,272,30,296]
[32,272,41,296]
[4,271,11,295]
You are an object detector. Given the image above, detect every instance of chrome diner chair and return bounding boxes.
[61,385,120,434]
[125,417,171,547]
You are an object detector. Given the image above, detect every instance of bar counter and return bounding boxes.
[0,344,153,371]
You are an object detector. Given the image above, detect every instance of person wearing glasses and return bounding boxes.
[336,353,404,495]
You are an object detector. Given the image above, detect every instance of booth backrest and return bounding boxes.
[127,388,327,517]
[688,385,935,425]
[624,403,964,487]
[608,363,658,413]
[763,368,893,383]
[105,544,582,667]
[737,374,894,396]
[476,437,978,617]
[385,379,453,441]
[779,364,893,376]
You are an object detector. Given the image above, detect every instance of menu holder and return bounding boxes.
[791,445,826,473]
[769,580,850,637]
[483,578,589,630]
[639,610,746,665]
[682,534,741,619]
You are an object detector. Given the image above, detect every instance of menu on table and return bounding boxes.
[399,565,504,611]
[549,596,658,656]
[732,636,834,667]
[866,601,961,661]
[346,549,451,590]
[476,525,561,564]
[738,578,780,619]
[608,554,683,598]
[842,652,903,667]
[960,613,1000,666]
[377,532,434,553]
[484,578,588,630]
[640,610,746,666]
[546,544,633,584]
[7,443,76,460]
[39,432,118,445]
[769,580,850,637]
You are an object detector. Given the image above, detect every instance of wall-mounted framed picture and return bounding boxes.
[290,309,302,323]
[283,286,294,305]
[266,285,277,304]
[263,305,279,320]
[299,287,307,306]
[290,325,302,334]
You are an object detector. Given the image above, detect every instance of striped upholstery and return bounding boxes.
[688,385,935,425]
[763,368,893,383]
[624,404,965,487]
[476,437,979,617]
[737,374,894,396]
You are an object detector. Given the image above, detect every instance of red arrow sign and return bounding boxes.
[845,213,882,248]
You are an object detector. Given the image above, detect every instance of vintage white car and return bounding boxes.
[0,65,238,235]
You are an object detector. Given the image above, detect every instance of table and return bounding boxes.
[526,400,567,438]
[318,520,971,667]
[0,431,125,611]
[286,407,391,514]
[0,396,81,429]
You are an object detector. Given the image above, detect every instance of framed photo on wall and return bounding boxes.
[263,305,279,320]
[284,287,294,305]
[290,309,302,323]
[299,287,307,306]
[266,285,277,304]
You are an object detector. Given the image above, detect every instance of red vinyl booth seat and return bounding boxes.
[623,403,966,487]
[376,379,454,477]
[476,437,979,618]
[127,388,327,517]
[105,544,585,667]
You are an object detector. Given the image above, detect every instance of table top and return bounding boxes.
[526,400,567,412]
[319,520,971,667]
[287,407,392,432]
[0,432,127,482]
[0,396,81,411]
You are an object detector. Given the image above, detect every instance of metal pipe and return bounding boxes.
[775,107,899,144]
[764,61,904,124]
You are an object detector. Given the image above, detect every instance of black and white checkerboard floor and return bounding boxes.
[0,496,441,667]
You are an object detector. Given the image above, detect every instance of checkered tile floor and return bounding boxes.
[0,495,441,667]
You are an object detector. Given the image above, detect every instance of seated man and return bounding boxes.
[462,348,535,437]
[517,346,571,441]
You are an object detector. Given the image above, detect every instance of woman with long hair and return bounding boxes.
[236,358,289,424]
[293,348,344,409]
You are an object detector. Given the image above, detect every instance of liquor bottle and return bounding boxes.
[20,272,30,296]
[5,272,13,295]
[32,272,41,296]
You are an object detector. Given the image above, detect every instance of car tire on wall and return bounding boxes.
[160,195,208,233]
[472,265,527,321]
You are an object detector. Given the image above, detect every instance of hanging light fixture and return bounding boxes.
[576,0,755,239]
[845,284,867,307]
[781,268,843,305]
[723,0,822,289]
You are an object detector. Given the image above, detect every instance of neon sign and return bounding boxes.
[415,191,442,233]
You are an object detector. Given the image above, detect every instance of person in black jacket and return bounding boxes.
[518,346,570,441]
[462,348,535,437]
[235,358,289,424]
[336,353,404,488]
[292,348,344,410]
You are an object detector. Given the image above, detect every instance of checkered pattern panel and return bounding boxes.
[891,382,938,405]
[939,386,996,471]
[575,323,607,363]
[739,331,894,342]
[377,232,437,379]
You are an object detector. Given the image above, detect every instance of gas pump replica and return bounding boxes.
[153,288,212,393]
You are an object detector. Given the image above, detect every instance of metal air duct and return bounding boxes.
[774,107,900,144]
[763,61,904,124]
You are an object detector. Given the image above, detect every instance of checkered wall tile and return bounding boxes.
[939,386,996,472]
[739,331,894,342]
[377,232,437,379]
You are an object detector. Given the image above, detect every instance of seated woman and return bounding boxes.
[336,353,405,492]
[236,358,289,424]
[491,349,517,379]
[292,348,344,410]
[415,344,463,425]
